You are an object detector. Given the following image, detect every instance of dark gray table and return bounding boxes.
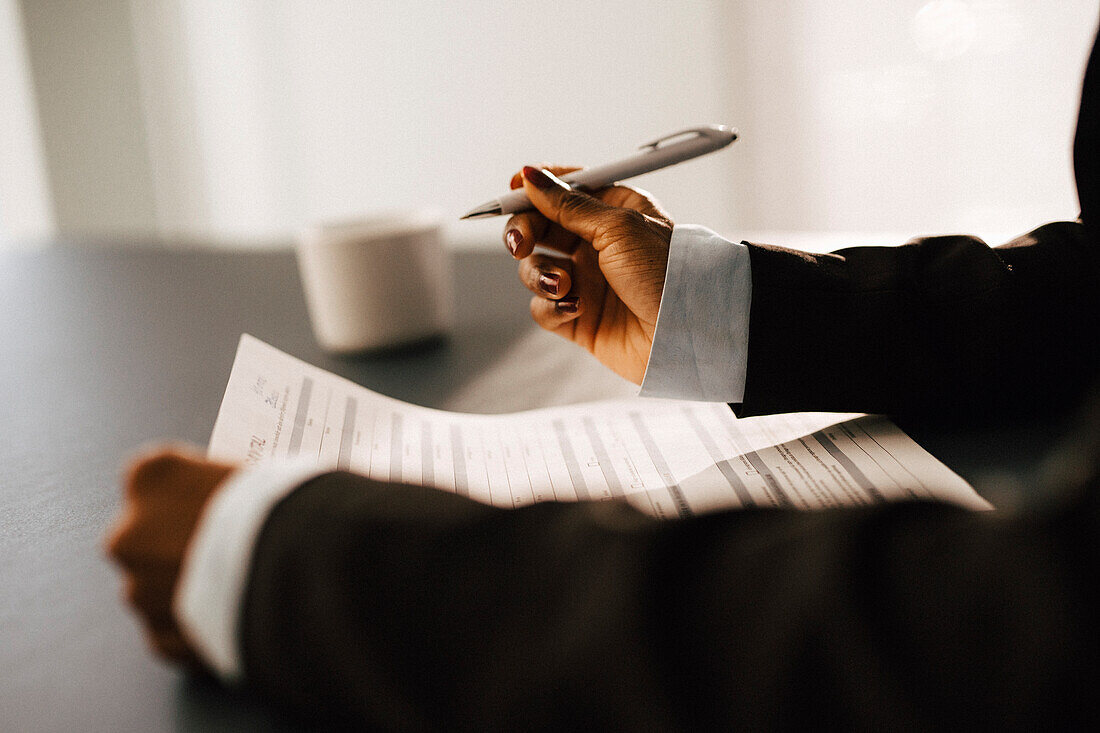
[0,246,1071,732]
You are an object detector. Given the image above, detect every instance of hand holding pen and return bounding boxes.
[460,125,738,385]
[500,165,675,385]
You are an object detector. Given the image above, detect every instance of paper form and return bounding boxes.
[208,335,991,516]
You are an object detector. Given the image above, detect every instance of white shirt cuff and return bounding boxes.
[639,224,752,403]
[173,460,331,683]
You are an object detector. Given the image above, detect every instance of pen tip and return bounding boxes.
[459,202,504,220]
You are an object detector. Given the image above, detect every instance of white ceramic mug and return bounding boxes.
[296,210,451,352]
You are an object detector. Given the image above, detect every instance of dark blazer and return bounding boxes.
[236,27,1100,731]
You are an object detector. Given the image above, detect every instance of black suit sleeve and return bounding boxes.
[738,221,1100,419]
[239,471,1099,731]
[738,19,1100,420]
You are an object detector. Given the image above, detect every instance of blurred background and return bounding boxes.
[1,0,1097,252]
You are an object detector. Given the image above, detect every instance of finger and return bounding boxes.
[517,254,573,300]
[105,513,176,569]
[506,165,591,257]
[105,509,139,564]
[125,443,207,491]
[504,211,585,258]
[529,294,581,334]
[503,211,549,258]
[594,183,669,221]
[521,166,630,246]
[510,165,582,191]
[106,507,177,569]
[124,444,224,504]
[110,447,195,563]
[123,446,236,513]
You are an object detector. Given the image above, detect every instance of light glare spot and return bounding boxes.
[913,0,978,61]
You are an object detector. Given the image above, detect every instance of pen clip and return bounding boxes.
[638,125,736,151]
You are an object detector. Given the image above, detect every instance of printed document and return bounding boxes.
[209,335,991,516]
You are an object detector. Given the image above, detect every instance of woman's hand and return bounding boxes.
[504,166,673,385]
[105,446,237,666]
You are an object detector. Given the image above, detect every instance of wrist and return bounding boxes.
[173,460,332,682]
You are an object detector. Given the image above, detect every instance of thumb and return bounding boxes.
[521,166,623,244]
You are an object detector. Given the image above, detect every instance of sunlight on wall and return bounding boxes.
[3,0,1099,248]
[726,0,1097,241]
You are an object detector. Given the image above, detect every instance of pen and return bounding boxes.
[460,124,738,220]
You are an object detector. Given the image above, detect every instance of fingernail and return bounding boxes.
[538,271,560,296]
[522,166,554,190]
[505,228,522,255]
[556,296,579,313]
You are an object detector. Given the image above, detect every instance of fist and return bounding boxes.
[106,446,237,665]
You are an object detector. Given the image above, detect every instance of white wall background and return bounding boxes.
[0,0,52,246]
[126,0,736,247]
[2,0,1098,249]
[726,0,1097,238]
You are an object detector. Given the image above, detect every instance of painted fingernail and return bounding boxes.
[505,228,522,255]
[522,166,554,190]
[538,271,560,295]
[556,296,580,313]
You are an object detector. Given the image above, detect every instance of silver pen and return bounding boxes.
[460,124,738,220]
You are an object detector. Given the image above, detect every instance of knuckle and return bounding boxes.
[528,296,545,321]
[517,260,538,289]
[594,208,652,245]
[528,296,554,329]
[558,189,594,217]
[617,207,647,230]
[526,270,544,293]
[127,450,184,492]
[106,512,141,562]
[123,577,141,607]
[106,526,129,560]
